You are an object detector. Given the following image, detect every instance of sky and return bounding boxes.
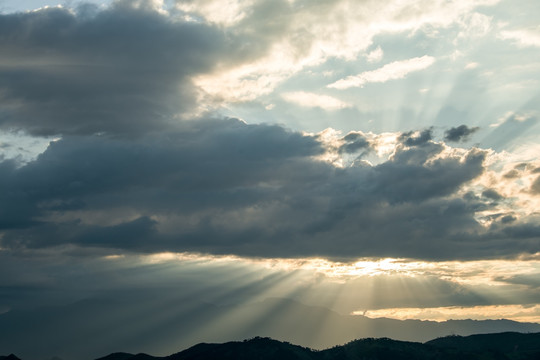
[1,0,540,356]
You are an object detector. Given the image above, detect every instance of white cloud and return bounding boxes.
[366,46,383,63]
[328,56,436,89]
[175,0,251,26]
[282,91,351,110]
[490,111,534,128]
[194,41,318,102]
[457,12,492,39]
[116,0,168,14]
[187,0,499,103]
[500,28,540,47]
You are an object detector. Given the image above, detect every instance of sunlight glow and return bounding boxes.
[136,252,540,287]
[121,252,540,323]
[357,304,540,323]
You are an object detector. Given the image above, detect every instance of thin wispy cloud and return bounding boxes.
[328,56,436,89]
[500,28,540,47]
[281,91,351,110]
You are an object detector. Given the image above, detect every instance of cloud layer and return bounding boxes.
[1,117,538,260]
[0,2,233,136]
[0,1,539,263]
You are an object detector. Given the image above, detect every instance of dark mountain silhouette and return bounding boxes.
[426,332,540,359]
[97,332,540,360]
[8,332,539,360]
[0,355,22,360]
[167,337,315,360]
[96,353,136,360]
[2,298,540,359]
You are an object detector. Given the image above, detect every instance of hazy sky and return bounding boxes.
[1,0,540,355]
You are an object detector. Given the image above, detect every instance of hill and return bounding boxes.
[4,332,540,360]
[83,332,540,360]
[0,355,22,360]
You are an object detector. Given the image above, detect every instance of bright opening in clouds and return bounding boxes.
[1,0,540,359]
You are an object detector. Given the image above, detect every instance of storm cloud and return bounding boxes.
[0,115,534,260]
[0,2,238,136]
[0,2,539,262]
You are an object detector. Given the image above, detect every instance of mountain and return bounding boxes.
[426,332,540,358]
[96,333,540,360]
[0,355,22,360]
[4,332,540,360]
[2,298,540,360]
[11,332,535,360]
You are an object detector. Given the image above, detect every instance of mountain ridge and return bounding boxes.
[6,332,540,360]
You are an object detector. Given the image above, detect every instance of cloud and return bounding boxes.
[281,91,351,110]
[0,3,230,136]
[500,28,540,48]
[183,0,498,103]
[399,128,433,147]
[0,1,538,263]
[366,46,383,63]
[338,132,371,154]
[482,188,503,200]
[4,118,537,261]
[531,175,540,194]
[328,56,436,89]
[444,125,480,142]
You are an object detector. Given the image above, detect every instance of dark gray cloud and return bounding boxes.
[1,117,536,261]
[504,169,520,178]
[338,132,371,154]
[500,215,517,224]
[444,125,479,142]
[0,117,322,225]
[0,3,235,136]
[495,274,540,290]
[531,175,540,194]
[482,188,503,200]
[399,128,433,147]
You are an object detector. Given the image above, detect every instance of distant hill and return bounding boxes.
[0,355,21,360]
[2,298,540,359]
[8,332,528,360]
[426,332,540,359]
